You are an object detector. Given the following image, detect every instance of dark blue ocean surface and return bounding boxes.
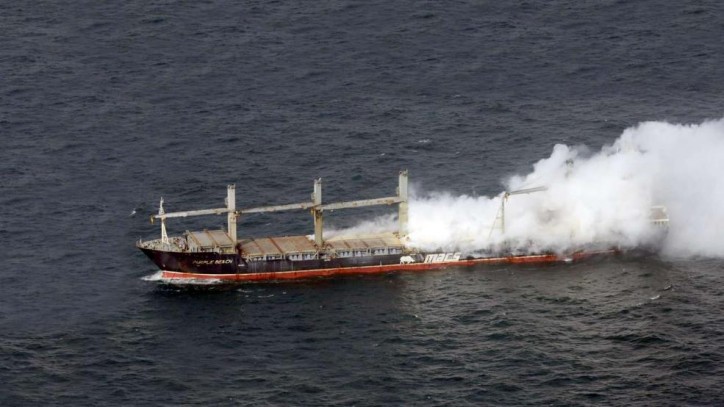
[2,0,724,405]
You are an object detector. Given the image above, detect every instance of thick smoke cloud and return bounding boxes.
[340,119,724,257]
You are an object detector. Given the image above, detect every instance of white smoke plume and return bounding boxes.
[344,118,724,257]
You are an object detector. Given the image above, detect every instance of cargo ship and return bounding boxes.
[137,171,669,285]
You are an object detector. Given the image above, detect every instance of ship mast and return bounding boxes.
[226,184,236,243]
[313,179,323,246]
[398,170,409,237]
[158,198,169,244]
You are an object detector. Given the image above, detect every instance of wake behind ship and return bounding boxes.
[137,171,669,285]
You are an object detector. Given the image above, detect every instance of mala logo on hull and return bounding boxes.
[424,253,461,263]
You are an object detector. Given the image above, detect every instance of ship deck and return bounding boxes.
[239,232,405,260]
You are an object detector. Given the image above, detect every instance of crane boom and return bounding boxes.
[151,171,410,246]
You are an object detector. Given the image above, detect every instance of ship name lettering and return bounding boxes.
[423,252,461,263]
[192,259,233,266]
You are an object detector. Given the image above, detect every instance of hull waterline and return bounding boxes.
[146,249,619,285]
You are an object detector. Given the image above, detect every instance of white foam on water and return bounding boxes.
[141,271,165,282]
[141,270,223,285]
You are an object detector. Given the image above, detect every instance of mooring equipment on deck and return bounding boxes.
[151,170,410,248]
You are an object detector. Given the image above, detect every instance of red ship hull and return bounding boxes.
[152,249,618,284]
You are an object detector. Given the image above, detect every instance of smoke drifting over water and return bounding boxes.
[348,119,724,257]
